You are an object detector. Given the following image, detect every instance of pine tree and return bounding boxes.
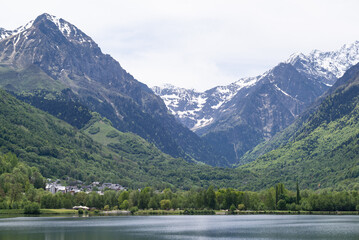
[296,180,301,205]
[275,183,285,209]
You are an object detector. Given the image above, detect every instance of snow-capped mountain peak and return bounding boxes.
[38,13,94,45]
[0,13,94,46]
[285,41,359,85]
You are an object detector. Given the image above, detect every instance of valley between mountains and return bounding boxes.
[0,13,358,191]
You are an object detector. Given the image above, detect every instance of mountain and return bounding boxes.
[154,41,359,166]
[0,88,258,189]
[200,63,328,165]
[239,62,359,190]
[0,13,222,165]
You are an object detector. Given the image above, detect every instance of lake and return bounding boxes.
[0,215,358,239]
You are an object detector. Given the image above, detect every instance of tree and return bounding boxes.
[206,186,216,209]
[160,199,171,210]
[31,168,45,189]
[264,188,276,210]
[162,188,173,200]
[75,192,87,206]
[24,202,40,214]
[237,203,245,210]
[275,183,285,208]
[118,191,129,207]
[148,197,159,209]
[104,190,117,208]
[229,204,236,212]
[139,187,152,209]
[120,200,129,209]
[88,192,103,209]
[129,190,140,208]
[296,181,301,205]
[277,199,287,210]
[9,183,23,204]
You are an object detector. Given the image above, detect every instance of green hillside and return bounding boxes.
[240,67,359,191]
[0,89,256,190]
[81,115,258,190]
[0,88,145,185]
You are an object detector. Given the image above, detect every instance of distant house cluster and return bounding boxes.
[45,179,126,195]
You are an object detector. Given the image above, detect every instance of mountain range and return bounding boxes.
[153,41,359,166]
[0,13,359,191]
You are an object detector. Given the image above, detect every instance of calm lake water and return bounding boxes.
[0,215,358,240]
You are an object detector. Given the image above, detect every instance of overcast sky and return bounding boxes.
[2,0,359,91]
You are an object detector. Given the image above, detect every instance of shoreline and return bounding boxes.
[1,209,359,217]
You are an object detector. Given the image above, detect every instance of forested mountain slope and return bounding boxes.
[239,63,359,190]
[0,89,257,189]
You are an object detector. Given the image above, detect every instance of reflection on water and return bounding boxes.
[0,215,359,240]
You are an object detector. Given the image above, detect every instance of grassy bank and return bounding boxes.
[40,209,78,214]
[0,209,25,214]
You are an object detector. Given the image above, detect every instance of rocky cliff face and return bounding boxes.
[0,13,222,165]
[200,63,328,165]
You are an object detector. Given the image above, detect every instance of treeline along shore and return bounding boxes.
[1,153,359,215]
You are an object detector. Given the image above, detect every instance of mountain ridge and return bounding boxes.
[154,41,359,132]
[153,41,359,166]
[0,13,223,166]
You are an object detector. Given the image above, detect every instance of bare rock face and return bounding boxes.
[199,63,328,165]
[0,13,222,165]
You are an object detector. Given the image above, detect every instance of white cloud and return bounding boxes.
[1,0,359,90]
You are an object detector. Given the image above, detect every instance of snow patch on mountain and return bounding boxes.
[152,76,261,130]
[274,84,291,97]
[0,20,33,41]
[192,117,214,131]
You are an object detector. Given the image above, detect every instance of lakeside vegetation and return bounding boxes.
[1,152,359,215]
